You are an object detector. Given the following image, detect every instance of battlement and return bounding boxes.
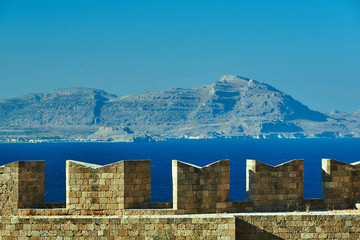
[322,158,360,208]
[1,158,360,216]
[247,159,304,211]
[172,160,230,211]
[0,161,44,215]
[66,159,151,215]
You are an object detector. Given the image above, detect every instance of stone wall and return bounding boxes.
[246,159,304,211]
[3,158,360,238]
[0,214,236,239]
[1,212,360,239]
[0,161,44,215]
[235,212,360,239]
[322,158,360,209]
[123,160,151,208]
[2,158,360,216]
[66,160,151,215]
[172,160,230,213]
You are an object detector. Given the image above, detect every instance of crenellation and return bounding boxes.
[0,160,44,215]
[246,159,304,211]
[172,159,230,213]
[1,157,360,220]
[66,159,151,215]
[322,158,360,209]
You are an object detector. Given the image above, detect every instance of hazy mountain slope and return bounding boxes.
[0,88,116,127]
[186,75,326,122]
[100,87,202,130]
[0,75,358,141]
[98,75,330,138]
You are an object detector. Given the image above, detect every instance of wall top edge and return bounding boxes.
[0,160,45,168]
[173,159,228,169]
[66,159,150,169]
[246,159,303,168]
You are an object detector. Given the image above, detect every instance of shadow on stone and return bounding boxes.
[235,218,284,240]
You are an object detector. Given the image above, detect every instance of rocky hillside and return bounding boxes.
[0,75,359,142]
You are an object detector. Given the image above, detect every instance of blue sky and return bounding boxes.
[0,0,359,112]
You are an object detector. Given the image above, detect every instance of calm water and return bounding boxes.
[0,138,359,202]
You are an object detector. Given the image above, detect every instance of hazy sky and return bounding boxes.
[0,0,359,113]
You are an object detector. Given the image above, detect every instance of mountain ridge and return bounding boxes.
[0,75,359,142]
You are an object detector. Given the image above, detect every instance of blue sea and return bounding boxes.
[0,139,360,203]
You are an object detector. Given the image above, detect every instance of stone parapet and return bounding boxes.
[246,159,304,211]
[172,160,230,213]
[1,158,360,216]
[0,160,44,215]
[322,158,360,209]
[66,160,151,215]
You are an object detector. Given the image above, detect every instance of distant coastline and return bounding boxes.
[1,134,360,144]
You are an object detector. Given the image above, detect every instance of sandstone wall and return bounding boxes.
[1,212,360,239]
[235,212,360,239]
[322,158,360,209]
[0,161,44,215]
[66,160,151,215]
[2,158,360,216]
[246,159,304,211]
[0,215,236,239]
[172,160,230,213]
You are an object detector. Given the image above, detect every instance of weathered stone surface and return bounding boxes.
[66,159,151,215]
[0,214,236,238]
[0,161,44,215]
[0,212,360,239]
[322,159,360,209]
[1,158,360,238]
[246,159,304,211]
[235,212,360,240]
[172,160,230,213]
[2,158,360,217]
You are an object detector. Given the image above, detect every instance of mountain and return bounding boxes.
[0,88,115,126]
[0,75,359,142]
